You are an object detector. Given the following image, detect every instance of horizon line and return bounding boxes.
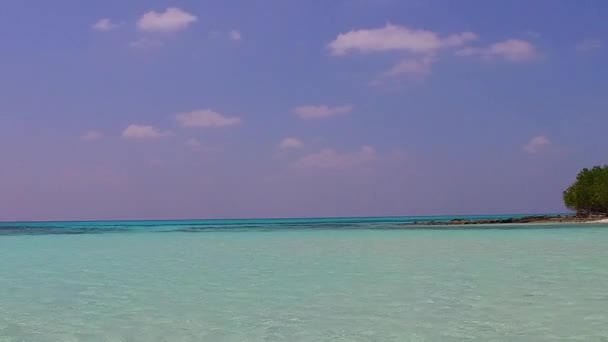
[0,212,574,224]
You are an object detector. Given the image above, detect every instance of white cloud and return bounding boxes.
[137,7,197,33]
[92,18,118,32]
[524,135,551,154]
[129,37,163,49]
[458,39,538,62]
[81,130,103,141]
[122,125,169,140]
[175,109,242,128]
[576,38,603,52]
[383,55,436,77]
[279,137,304,150]
[328,24,480,83]
[294,105,353,120]
[229,30,242,41]
[291,146,377,169]
[372,55,436,85]
[328,24,477,56]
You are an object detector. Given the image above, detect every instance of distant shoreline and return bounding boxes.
[409,215,608,226]
[0,213,578,224]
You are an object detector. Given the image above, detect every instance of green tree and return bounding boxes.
[563,165,608,216]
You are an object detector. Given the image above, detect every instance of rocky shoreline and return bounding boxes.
[410,215,604,226]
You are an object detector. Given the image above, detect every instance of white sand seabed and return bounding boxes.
[589,218,608,223]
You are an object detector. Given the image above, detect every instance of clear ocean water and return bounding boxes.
[1,216,607,341]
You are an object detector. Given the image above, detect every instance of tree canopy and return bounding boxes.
[563,165,608,216]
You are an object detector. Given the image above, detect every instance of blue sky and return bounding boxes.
[0,1,607,220]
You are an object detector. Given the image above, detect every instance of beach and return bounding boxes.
[1,218,608,341]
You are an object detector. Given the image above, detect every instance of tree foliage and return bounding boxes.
[563,165,608,216]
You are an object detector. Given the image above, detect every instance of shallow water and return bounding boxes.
[1,219,607,341]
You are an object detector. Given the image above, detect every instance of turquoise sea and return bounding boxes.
[1,216,607,341]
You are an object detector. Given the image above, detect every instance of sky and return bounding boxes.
[0,0,607,221]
